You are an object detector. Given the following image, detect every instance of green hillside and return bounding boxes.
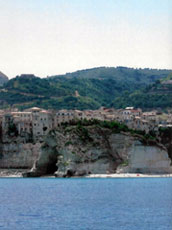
[0,67,171,110]
[112,76,172,109]
[50,66,171,84]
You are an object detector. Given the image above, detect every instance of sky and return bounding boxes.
[0,0,171,78]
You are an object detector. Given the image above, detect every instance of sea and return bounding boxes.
[0,178,171,230]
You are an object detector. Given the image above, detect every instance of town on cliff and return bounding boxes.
[0,106,172,177]
[0,106,172,139]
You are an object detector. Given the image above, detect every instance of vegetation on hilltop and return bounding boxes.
[50,66,171,83]
[61,119,157,145]
[0,67,171,110]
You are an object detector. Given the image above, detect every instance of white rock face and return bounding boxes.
[128,141,172,174]
[0,142,41,168]
[1,128,172,175]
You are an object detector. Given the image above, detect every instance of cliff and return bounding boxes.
[0,134,41,169]
[122,141,172,174]
[0,120,172,177]
[22,124,172,177]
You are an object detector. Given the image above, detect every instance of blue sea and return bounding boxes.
[0,178,171,230]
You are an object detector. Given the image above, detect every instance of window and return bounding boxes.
[43,127,47,132]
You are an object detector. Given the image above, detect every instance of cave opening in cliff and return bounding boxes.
[46,158,58,174]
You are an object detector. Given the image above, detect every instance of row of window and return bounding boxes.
[34,117,47,121]
[56,113,74,116]
[19,114,31,117]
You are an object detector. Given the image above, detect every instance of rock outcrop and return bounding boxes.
[23,125,172,177]
[23,134,58,177]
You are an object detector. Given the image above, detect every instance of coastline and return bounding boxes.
[0,169,28,178]
[85,173,172,178]
[0,169,172,178]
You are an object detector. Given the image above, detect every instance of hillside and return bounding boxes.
[112,74,172,109]
[50,66,171,84]
[0,67,171,110]
[0,71,8,86]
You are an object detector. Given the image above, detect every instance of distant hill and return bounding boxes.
[0,67,171,110]
[0,71,8,85]
[50,66,171,84]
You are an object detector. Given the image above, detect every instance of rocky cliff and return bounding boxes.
[123,141,172,174]
[22,124,172,177]
[0,134,41,169]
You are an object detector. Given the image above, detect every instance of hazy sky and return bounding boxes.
[0,0,171,78]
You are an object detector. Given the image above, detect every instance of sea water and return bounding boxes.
[0,178,171,230]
